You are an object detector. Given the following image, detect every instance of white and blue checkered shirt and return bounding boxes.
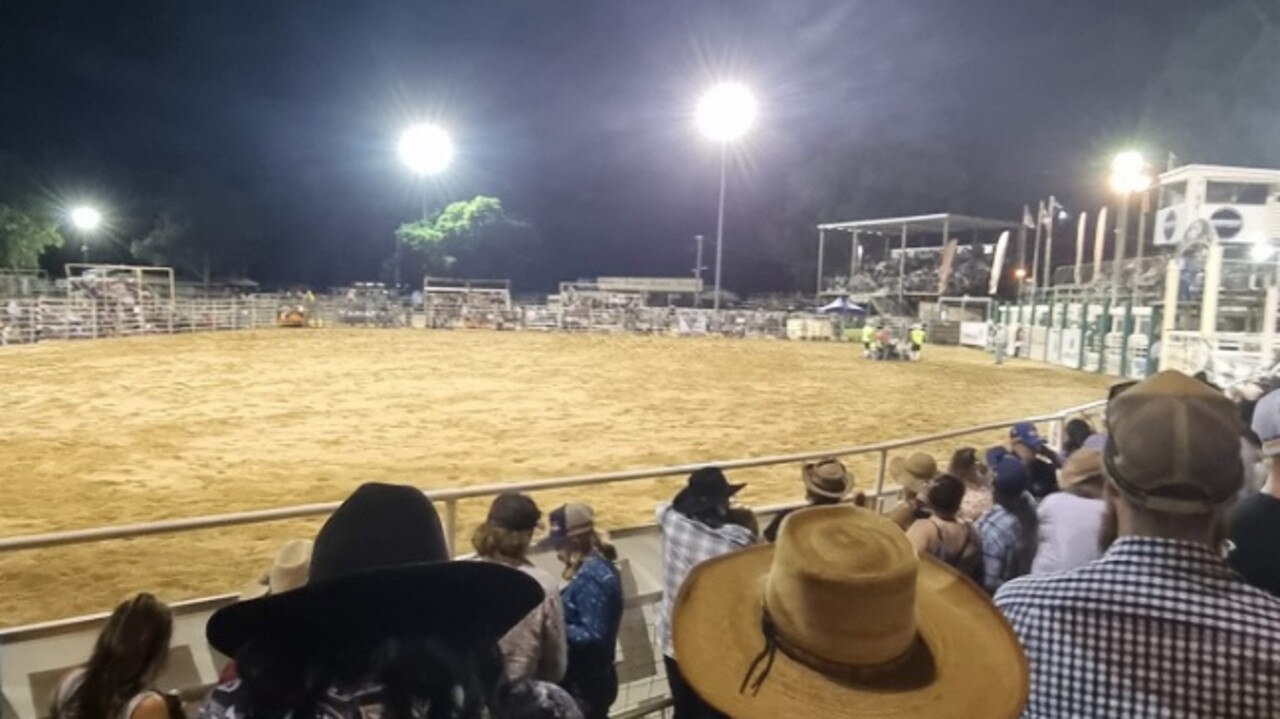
[655,503,754,658]
[995,536,1280,718]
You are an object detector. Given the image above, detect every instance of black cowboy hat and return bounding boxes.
[206,483,543,657]
[673,467,745,516]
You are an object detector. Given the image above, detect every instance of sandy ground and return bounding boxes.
[0,330,1111,626]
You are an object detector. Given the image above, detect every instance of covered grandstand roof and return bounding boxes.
[817,213,1017,234]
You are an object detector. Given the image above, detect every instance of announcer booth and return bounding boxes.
[1153,164,1280,382]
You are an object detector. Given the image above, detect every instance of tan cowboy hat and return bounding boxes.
[240,539,314,600]
[801,458,852,500]
[1059,448,1104,490]
[889,452,941,495]
[673,505,1027,718]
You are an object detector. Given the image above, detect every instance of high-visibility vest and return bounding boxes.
[861,326,876,342]
[910,328,925,345]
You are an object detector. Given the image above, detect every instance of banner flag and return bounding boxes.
[989,230,1010,295]
[1092,206,1109,284]
[937,239,959,295]
[1074,211,1088,285]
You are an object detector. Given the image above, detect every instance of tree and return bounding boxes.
[0,204,63,269]
[395,196,544,283]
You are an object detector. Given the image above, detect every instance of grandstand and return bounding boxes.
[815,213,1017,319]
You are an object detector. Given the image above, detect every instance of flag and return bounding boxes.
[1092,206,1108,284]
[1037,200,1048,228]
[989,231,1009,295]
[937,239,959,295]
[1074,211,1088,285]
[1022,205,1035,229]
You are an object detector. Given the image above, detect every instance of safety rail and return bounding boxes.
[0,399,1108,557]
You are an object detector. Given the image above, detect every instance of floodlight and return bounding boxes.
[1109,151,1152,194]
[398,123,454,176]
[70,206,101,231]
[696,83,757,143]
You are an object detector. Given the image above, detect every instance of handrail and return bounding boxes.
[0,399,1107,554]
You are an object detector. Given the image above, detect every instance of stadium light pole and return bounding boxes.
[696,83,757,311]
[397,122,454,290]
[1108,151,1152,306]
[70,205,102,263]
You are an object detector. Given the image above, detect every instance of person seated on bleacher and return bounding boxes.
[51,593,176,719]
[472,492,568,685]
[200,483,547,719]
[671,505,1028,717]
[657,468,755,719]
[762,459,858,543]
[541,503,622,719]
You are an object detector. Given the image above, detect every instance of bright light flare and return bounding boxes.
[70,206,101,231]
[696,83,758,142]
[398,123,454,176]
[1110,150,1151,194]
[1014,268,1027,279]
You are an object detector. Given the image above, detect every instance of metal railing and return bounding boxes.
[0,398,1108,557]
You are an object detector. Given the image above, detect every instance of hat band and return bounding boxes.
[739,609,919,696]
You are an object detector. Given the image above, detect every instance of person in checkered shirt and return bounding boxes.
[656,467,755,719]
[995,371,1280,718]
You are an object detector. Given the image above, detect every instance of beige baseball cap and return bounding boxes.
[1104,371,1245,514]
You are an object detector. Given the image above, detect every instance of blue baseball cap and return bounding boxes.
[1253,388,1280,457]
[1010,422,1045,451]
[992,455,1030,495]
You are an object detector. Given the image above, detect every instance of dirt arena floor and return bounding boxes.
[0,329,1111,625]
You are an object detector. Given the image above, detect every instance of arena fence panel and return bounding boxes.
[0,399,1104,719]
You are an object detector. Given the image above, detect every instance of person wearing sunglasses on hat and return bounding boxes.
[995,372,1280,717]
[200,483,550,719]
[657,467,754,719]
[542,504,623,719]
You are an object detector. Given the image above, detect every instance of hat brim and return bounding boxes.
[673,482,746,515]
[673,545,1028,719]
[208,560,542,657]
[888,458,936,496]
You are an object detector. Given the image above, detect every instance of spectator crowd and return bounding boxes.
[46,370,1280,719]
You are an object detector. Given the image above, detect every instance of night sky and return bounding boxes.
[2,0,1277,292]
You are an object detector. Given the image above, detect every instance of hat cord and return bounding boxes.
[739,608,922,696]
[738,615,781,696]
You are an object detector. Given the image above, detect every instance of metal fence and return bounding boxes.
[0,297,278,346]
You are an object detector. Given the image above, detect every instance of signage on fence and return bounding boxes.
[598,277,703,293]
[959,321,988,347]
[1059,329,1082,368]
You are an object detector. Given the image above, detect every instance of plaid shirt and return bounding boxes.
[975,496,1036,594]
[656,503,754,658]
[995,536,1280,718]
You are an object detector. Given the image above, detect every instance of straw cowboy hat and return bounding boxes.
[801,459,852,500]
[889,452,941,495]
[208,483,543,657]
[1059,447,1104,490]
[241,539,313,600]
[673,505,1028,718]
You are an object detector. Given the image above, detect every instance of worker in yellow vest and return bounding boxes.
[908,323,926,361]
[861,322,876,358]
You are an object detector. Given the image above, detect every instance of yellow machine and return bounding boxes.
[277,305,307,328]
